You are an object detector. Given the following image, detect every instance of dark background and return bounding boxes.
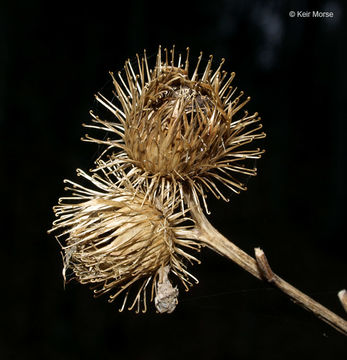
[2,0,346,359]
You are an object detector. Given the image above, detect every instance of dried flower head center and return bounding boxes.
[144,67,214,112]
[68,196,177,279]
[126,66,226,178]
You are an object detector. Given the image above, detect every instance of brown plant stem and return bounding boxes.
[187,195,347,336]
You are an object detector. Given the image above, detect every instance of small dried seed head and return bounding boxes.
[85,46,266,212]
[49,168,200,313]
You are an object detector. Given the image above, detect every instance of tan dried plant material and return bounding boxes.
[84,46,265,212]
[49,167,200,313]
[48,46,346,335]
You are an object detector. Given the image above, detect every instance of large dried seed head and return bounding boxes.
[84,45,266,212]
[49,168,200,313]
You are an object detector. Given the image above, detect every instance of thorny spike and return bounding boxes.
[156,45,162,73]
[202,54,213,82]
[143,49,151,82]
[177,53,182,68]
[94,93,126,123]
[136,53,145,88]
[164,47,168,66]
[191,51,203,81]
[185,47,190,71]
[219,72,236,98]
[211,58,225,82]
[127,60,142,95]
[117,70,132,98]
[171,45,175,66]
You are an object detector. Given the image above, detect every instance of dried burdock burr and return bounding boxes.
[84,45,265,212]
[49,46,347,335]
[49,166,200,313]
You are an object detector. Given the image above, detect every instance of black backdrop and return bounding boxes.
[2,0,346,359]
